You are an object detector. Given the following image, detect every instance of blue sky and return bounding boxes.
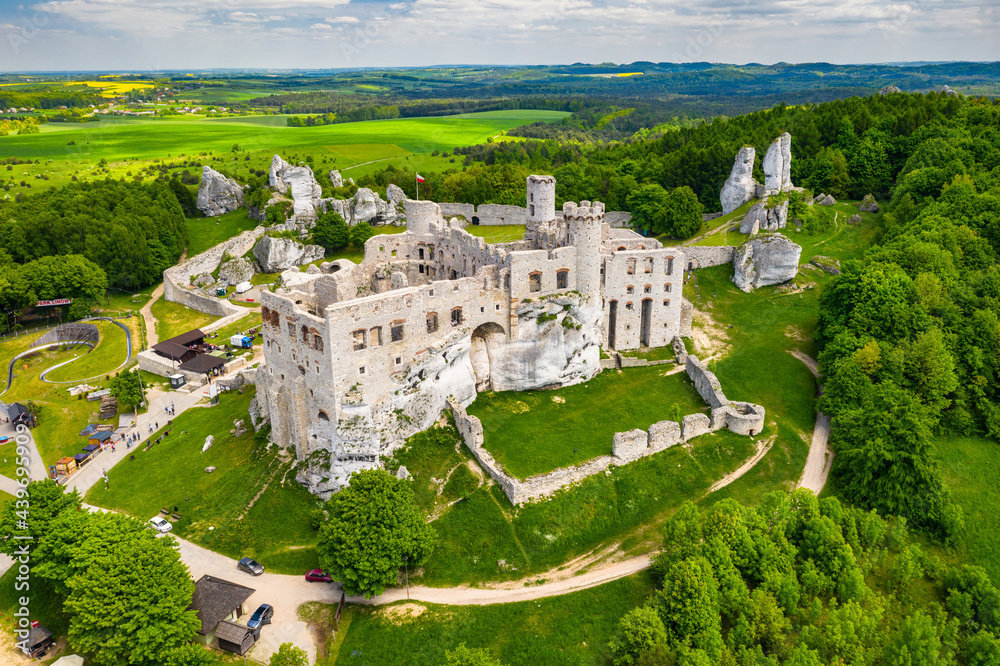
[1,0,997,71]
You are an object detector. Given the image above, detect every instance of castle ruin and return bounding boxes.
[254,175,691,495]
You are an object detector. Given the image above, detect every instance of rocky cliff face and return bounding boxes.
[732,233,802,292]
[762,133,793,192]
[218,257,254,286]
[252,235,326,273]
[319,187,401,226]
[720,146,759,214]
[269,155,323,223]
[739,197,788,233]
[196,166,245,217]
[329,169,343,188]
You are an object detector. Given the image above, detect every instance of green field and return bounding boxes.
[86,389,324,574]
[0,110,570,197]
[150,297,215,342]
[469,366,708,479]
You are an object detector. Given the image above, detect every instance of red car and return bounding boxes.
[305,569,333,583]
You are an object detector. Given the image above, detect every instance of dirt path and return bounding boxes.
[682,219,739,247]
[789,351,834,494]
[140,283,164,346]
[704,435,776,495]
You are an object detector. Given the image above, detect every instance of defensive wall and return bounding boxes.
[449,352,765,505]
[436,202,632,228]
[683,245,736,269]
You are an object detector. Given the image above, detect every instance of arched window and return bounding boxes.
[313,334,324,352]
[391,320,405,342]
[262,306,271,323]
[352,329,367,351]
[302,325,309,343]
[644,284,652,294]
[451,308,463,327]
[626,285,634,295]
[617,246,627,251]
[318,411,330,421]
[626,302,634,310]
[370,327,383,347]
[626,258,636,275]
[529,272,542,293]
[426,312,439,333]
[556,269,569,289]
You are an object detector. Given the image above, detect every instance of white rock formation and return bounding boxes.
[269,155,323,223]
[720,146,758,214]
[857,194,879,213]
[218,257,254,286]
[879,84,903,95]
[817,194,837,206]
[386,183,406,206]
[739,197,788,233]
[253,235,326,273]
[733,234,802,292]
[329,169,343,188]
[202,435,214,453]
[762,133,793,192]
[319,187,401,226]
[197,166,245,217]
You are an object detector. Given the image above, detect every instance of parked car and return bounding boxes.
[305,569,333,583]
[247,604,273,630]
[237,557,264,576]
[148,516,172,533]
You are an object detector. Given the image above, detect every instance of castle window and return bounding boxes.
[359,366,366,376]
[451,269,458,280]
[370,327,383,347]
[302,325,309,343]
[626,285,634,295]
[529,272,542,293]
[637,245,646,250]
[480,306,485,313]
[530,192,534,203]
[419,248,425,260]
[262,306,270,322]
[644,284,652,294]
[427,313,439,333]
[644,258,653,273]
[664,300,671,307]
[451,308,463,327]
[287,322,295,337]
[379,246,384,252]
[392,250,397,257]
[664,284,671,293]
[626,302,634,310]
[429,289,435,296]
[292,351,297,361]
[627,259,636,275]
[314,334,324,351]
[529,204,535,216]
[391,321,405,342]
[316,365,320,373]
[556,269,569,289]
[665,257,674,274]
[352,329,367,351]
[395,357,402,365]
[318,411,329,421]
[504,274,510,290]
[496,304,501,311]
[298,365,306,376]
[419,264,425,274]
[272,312,280,327]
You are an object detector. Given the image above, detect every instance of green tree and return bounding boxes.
[317,468,436,598]
[269,642,309,666]
[350,222,376,249]
[443,643,505,665]
[311,211,350,251]
[653,557,724,660]
[882,611,958,666]
[0,480,81,556]
[110,369,145,412]
[626,183,669,235]
[662,186,703,238]
[609,606,669,666]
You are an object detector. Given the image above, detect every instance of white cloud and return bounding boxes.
[325,15,360,23]
[310,22,332,30]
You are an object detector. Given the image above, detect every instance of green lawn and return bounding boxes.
[150,297,215,342]
[86,389,324,574]
[186,209,258,257]
[468,365,708,479]
[464,224,525,242]
[618,346,678,362]
[44,320,129,383]
[326,573,655,666]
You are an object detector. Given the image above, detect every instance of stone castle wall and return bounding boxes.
[603,248,685,350]
[683,245,736,269]
[435,201,631,228]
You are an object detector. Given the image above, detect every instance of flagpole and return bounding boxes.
[416,173,419,201]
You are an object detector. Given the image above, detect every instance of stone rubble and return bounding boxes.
[218,257,255,286]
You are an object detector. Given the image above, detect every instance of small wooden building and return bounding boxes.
[215,620,255,656]
[55,457,77,476]
[187,575,256,649]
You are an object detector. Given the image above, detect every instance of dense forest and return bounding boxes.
[0,179,187,316]
[607,492,1000,665]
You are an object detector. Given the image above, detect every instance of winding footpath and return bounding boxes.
[140,283,165,346]
[790,351,834,493]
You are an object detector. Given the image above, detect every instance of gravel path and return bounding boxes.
[140,283,165,346]
[790,351,834,493]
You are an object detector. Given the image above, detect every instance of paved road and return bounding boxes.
[790,351,834,494]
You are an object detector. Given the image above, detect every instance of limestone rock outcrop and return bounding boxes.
[733,233,802,292]
[269,155,322,223]
[319,187,401,227]
[763,133,792,192]
[810,255,841,275]
[386,183,406,206]
[329,169,343,188]
[253,235,326,273]
[817,194,836,206]
[857,194,879,213]
[720,146,759,214]
[879,85,903,95]
[941,85,959,97]
[197,166,245,217]
[848,214,863,225]
[218,257,254,286]
[739,197,788,233]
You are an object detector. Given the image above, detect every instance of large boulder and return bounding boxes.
[879,84,903,95]
[319,187,400,226]
[269,155,322,223]
[386,183,406,206]
[762,133,793,192]
[857,194,879,213]
[732,233,802,292]
[817,194,836,206]
[720,146,758,214]
[739,196,788,233]
[329,169,343,188]
[196,166,245,217]
[253,235,325,273]
[218,257,254,286]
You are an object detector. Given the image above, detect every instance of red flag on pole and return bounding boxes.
[416,174,425,183]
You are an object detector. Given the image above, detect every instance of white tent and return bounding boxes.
[52,657,85,666]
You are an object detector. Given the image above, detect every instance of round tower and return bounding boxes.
[565,200,604,301]
[404,199,439,236]
[526,175,556,225]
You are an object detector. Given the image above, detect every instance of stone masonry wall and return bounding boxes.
[683,245,736,269]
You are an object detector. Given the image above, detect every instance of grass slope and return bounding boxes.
[468,365,707,479]
[85,389,323,575]
[44,321,129,383]
[150,297,215,342]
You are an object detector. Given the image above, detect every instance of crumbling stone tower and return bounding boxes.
[565,200,604,303]
[525,175,559,248]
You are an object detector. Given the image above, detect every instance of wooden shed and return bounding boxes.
[215,620,255,656]
[55,457,77,476]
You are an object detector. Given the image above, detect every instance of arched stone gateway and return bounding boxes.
[470,322,506,391]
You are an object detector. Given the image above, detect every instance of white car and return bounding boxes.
[149,516,172,533]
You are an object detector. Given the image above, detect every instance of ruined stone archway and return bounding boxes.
[470,322,506,391]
